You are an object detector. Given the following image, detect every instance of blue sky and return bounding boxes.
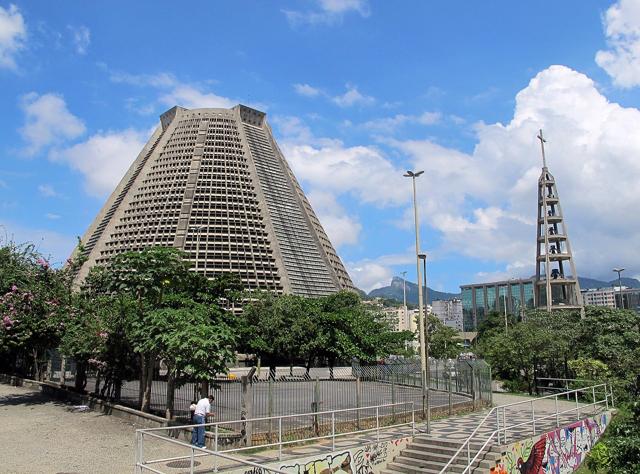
[2,0,640,293]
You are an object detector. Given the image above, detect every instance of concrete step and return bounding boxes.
[412,436,491,451]
[402,448,500,465]
[385,460,442,474]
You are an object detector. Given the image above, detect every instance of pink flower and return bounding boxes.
[36,258,50,269]
[98,331,108,339]
[10,285,18,292]
[2,315,14,328]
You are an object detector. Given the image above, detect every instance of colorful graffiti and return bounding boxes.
[281,451,353,474]
[238,437,409,474]
[491,413,610,474]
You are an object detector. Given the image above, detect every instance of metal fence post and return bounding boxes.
[555,395,559,427]
[278,417,282,461]
[502,408,507,443]
[391,381,396,422]
[313,376,320,436]
[356,377,361,430]
[268,380,273,442]
[376,406,380,442]
[214,425,219,454]
[139,432,144,470]
[448,373,452,416]
[331,412,336,451]
[592,386,596,409]
[575,391,580,420]
[496,410,500,445]
[411,403,415,437]
[605,384,609,410]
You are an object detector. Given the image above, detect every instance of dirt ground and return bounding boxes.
[0,382,141,474]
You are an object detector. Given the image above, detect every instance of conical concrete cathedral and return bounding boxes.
[73,105,354,296]
[534,130,583,311]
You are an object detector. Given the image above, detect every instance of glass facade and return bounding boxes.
[475,287,486,328]
[460,279,535,331]
[462,287,474,332]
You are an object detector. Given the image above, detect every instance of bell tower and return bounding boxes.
[534,130,584,312]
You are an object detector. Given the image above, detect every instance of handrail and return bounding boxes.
[438,381,610,473]
[137,431,288,474]
[136,400,416,474]
[138,400,415,433]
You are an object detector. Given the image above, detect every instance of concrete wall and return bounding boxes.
[0,374,169,429]
[489,411,612,473]
[225,437,411,474]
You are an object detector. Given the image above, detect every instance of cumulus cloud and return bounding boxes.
[38,184,59,198]
[19,92,86,156]
[159,85,235,109]
[293,83,321,97]
[306,190,361,248]
[50,128,151,197]
[282,65,640,283]
[283,0,370,26]
[362,111,441,133]
[0,218,76,265]
[105,67,237,110]
[346,260,393,293]
[596,0,640,88]
[396,65,640,280]
[68,25,90,54]
[0,4,26,70]
[332,84,375,107]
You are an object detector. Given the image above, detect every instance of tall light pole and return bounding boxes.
[404,170,428,425]
[401,271,408,331]
[613,267,625,309]
[418,252,430,433]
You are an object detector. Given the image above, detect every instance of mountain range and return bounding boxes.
[363,275,640,306]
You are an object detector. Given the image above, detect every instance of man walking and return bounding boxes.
[191,394,214,448]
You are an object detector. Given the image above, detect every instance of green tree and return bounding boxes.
[239,292,316,379]
[428,315,463,360]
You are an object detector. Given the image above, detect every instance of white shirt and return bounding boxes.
[194,398,211,417]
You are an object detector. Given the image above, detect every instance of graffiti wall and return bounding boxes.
[490,412,611,474]
[232,437,410,474]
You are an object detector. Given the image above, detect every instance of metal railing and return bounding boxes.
[439,381,613,473]
[136,401,415,474]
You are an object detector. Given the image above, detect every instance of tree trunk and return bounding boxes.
[138,354,147,409]
[93,371,101,396]
[200,380,209,398]
[32,348,40,381]
[75,361,87,392]
[165,368,176,420]
[141,353,154,412]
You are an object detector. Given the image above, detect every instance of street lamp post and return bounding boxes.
[613,267,625,309]
[404,170,428,428]
[418,253,430,433]
[401,271,408,331]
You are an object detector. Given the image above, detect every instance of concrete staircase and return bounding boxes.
[381,435,502,474]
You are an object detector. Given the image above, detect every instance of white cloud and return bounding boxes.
[0,4,26,70]
[362,111,441,133]
[0,219,76,265]
[38,184,59,198]
[395,65,640,280]
[45,213,60,220]
[283,0,370,26]
[332,84,375,107]
[19,92,86,156]
[293,83,321,97]
[105,67,238,110]
[306,190,361,248]
[68,25,90,55]
[50,128,151,197]
[281,65,640,282]
[596,0,640,88]
[346,260,393,293]
[159,84,236,109]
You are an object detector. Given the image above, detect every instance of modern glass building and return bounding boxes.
[460,278,535,331]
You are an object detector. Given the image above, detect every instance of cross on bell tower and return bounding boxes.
[534,129,584,312]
